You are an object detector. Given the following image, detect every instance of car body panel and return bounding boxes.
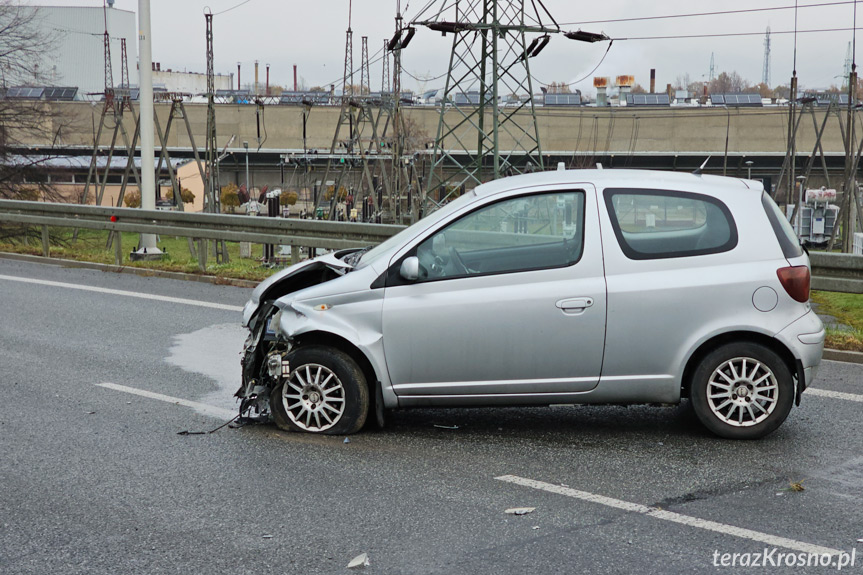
[380,183,607,399]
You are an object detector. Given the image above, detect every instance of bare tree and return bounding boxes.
[545,82,572,94]
[708,71,751,94]
[0,2,65,203]
[0,2,70,247]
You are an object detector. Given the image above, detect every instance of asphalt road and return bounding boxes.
[1,258,861,575]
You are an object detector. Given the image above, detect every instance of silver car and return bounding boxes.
[238,169,824,439]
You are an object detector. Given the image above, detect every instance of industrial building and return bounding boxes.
[31,4,137,96]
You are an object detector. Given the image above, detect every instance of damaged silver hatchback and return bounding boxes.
[238,169,824,439]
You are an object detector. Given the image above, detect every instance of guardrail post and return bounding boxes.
[197,239,207,271]
[114,231,122,266]
[41,225,49,257]
[291,244,300,265]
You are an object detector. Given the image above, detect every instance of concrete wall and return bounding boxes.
[37,102,848,157]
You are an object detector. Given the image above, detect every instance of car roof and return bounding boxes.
[472,169,762,199]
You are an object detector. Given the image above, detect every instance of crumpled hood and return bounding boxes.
[242,251,352,326]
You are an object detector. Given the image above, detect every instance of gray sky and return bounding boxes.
[27,0,862,94]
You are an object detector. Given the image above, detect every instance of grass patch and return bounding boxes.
[811,290,863,352]
[0,227,283,283]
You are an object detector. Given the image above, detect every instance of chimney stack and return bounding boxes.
[650,69,656,93]
[293,65,298,92]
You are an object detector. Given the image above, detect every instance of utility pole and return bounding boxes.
[205,9,228,263]
[131,0,161,260]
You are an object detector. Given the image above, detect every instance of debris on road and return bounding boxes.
[532,526,540,530]
[434,424,459,430]
[505,507,536,516]
[262,534,273,539]
[347,553,369,569]
[344,437,351,444]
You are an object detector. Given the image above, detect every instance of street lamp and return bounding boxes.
[745,160,754,180]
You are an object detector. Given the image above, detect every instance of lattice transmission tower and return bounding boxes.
[762,27,771,86]
[412,0,604,208]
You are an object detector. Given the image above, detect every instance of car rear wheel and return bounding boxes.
[690,342,794,439]
[270,346,369,435]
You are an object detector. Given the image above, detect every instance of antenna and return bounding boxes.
[709,53,715,82]
[762,27,771,86]
[693,156,711,175]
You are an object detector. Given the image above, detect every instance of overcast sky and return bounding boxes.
[27,0,862,94]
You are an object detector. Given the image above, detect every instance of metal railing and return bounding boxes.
[1,200,862,293]
[809,252,863,294]
[0,199,405,268]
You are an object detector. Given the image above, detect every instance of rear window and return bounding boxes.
[604,189,738,260]
[761,192,804,258]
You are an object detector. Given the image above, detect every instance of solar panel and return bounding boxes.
[7,87,45,99]
[711,93,762,107]
[44,87,78,101]
[545,93,583,106]
[625,93,670,106]
[808,92,850,106]
[279,91,330,105]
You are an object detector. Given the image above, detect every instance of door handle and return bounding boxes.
[556,297,594,313]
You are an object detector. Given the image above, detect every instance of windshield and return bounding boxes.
[357,190,478,268]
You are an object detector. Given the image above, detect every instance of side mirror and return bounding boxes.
[399,256,420,281]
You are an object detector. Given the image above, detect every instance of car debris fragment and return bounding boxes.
[347,553,370,569]
[505,507,536,516]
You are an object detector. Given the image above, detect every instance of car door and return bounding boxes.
[380,186,607,402]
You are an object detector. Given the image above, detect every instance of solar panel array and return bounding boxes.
[625,93,670,106]
[279,91,331,105]
[807,92,850,106]
[7,87,45,99]
[710,93,763,107]
[544,93,583,106]
[44,87,78,101]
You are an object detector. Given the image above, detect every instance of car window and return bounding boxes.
[761,191,804,258]
[412,191,585,281]
[604,188,737,260]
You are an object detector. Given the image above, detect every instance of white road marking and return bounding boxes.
[97,383,237,420]
[0,274,243,312]
[806,388,863,403]
[495,475,841,556]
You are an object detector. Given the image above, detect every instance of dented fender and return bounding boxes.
[271,263,398,408]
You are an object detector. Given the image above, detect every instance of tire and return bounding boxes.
[690,342,794,439]
[270,346,369,435]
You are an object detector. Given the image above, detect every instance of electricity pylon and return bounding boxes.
[412,0,604,209]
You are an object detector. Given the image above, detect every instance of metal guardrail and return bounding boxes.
[0,199,405,267]
[1,200,863,293]
[809,252,863,294]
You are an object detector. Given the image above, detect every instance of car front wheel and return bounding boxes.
[271,346,369,435]
[690,342,794,439]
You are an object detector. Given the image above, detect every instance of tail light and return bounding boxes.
[777,266,810,303]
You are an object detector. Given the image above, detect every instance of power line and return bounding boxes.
[557,1,861,26]
[213,0,254,17]
[613,26,862,42]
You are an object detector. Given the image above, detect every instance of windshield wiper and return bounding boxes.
[343,246,372,267]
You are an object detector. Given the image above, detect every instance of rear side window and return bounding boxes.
[761,192,804,258]
[604,189,738,260]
